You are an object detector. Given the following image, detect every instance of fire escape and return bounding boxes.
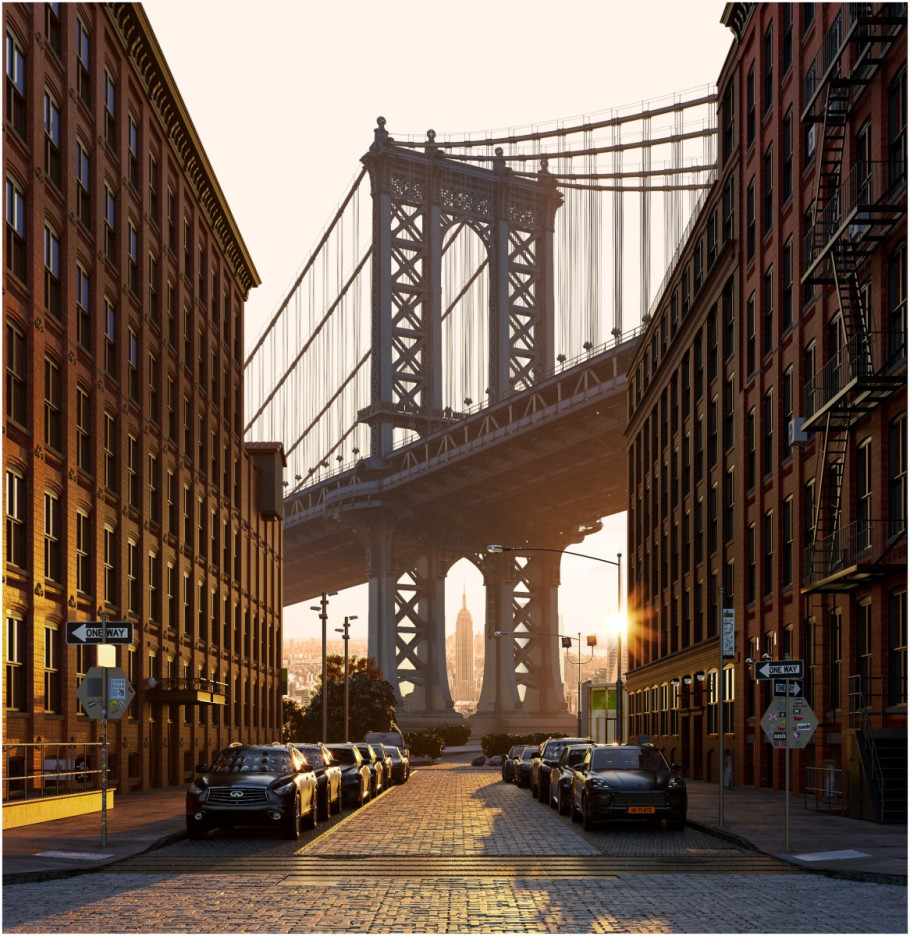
[799,4,907,825]
[800,3,907,594]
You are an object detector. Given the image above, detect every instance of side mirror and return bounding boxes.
[671,763,683,773]
[195,763,208,773]
[299,763,314,773]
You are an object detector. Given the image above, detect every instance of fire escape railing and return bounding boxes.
[803,517,905,588]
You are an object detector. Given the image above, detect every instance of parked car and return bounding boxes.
[374,744,394,788]
[364,729,409,753]
[502,745,525,783]
[354,742,384,798]
[513,745,538,788]
[570,743,687,831]
[385,745,410,784]
[186,742,318,840]
[325,742,372,808]
[549,743,592,813]
[289,742,343,820]
[530,737,591,802]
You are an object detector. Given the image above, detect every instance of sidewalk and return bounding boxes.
[3,773,906,885]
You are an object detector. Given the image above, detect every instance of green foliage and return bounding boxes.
[428,723,472,747]
[282,697,308,742]
[480,732,560,757]
[287,669,398,744]
[404,729,445,759]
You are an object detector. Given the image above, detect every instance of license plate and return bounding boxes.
[627,806,656,814]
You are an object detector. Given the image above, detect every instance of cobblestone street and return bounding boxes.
[3,764,906,934]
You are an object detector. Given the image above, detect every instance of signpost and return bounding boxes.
[66,621,132,645]
[755,659,817,851]
[75,665,136,846]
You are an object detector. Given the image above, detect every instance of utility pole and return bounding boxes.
[336,615,357,741]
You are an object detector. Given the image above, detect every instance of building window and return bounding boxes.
[856,437,873,552]
[763,267,775,355]
[782,366,793,461]
[782,238,793,331]
[782,495,793,588]
[76,385,92,472]
[763,145,773,235]
[44,225,61,319]
[44,90,61,188]
[724,467,735,543]
[763,389,774,477]
[5,469,27,568]
[747,523,756,604]
[127,328,139,402]
[782,3,793,72]
[888,589,907,706]
[782,108,793,203]
[746,293,756,374]
[5,319,26,425]
[888,243,907,365]
[127,432,139,509]
[167,562,177,630]
[166,374,176,440]
[5,31,25,137]
[184,216,192,279]
[746,180,755,262]
[746,407,756,490]
[127,113,139,188]
[723,376,734,451]
[722,82,734,160]
[889,69,907,189]
[763,23,773,114]
[127,539,139,613]
[76,509,91,594]
[149,152,160,226]
[149,352,159,422]
[804,477,817,543]
[182,484,192,543]
[889,415,907,538]
[722,176,734,243]
[167,469,177,535]
[76,141,91,227]
[149,253,160,327]
[104,411,117,490]
[167,186,177,253]
[104,70,116,150]
[128,222,139,295]
[104,297,116,376]
[44,356,62,452]
[763,511,773,597]
[104,185,117,263]
[76,17,90,106]
[76,263,91,349]
[103,525,117,605]
[148,452,160,521]
[5,177,26,280]
[44,623,62,714]
[148,551,160,623]
[746,62,755,148]
[5,614,27,711]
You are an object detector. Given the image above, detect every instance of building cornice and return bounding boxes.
[720,2,755,42]
[105,3,261,298]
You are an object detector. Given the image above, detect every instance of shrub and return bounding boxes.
[480,732,560,757]
[404,730,445,759]
[429,723,472,747]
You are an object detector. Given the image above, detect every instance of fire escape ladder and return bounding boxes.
[831,240,874,376]
[814,78,850,221]
[813,411,848,548]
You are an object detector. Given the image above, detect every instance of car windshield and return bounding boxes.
[209,748,293,774]
[328,747,357,765]
[590,748,668,772]
[355,746,373,760]
[296,747,325,767]
[565,748,588,766]
[519,748,536,762]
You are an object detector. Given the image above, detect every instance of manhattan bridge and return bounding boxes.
[244,89,718,733]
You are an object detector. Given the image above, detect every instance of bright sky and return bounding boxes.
[140,0,734,644]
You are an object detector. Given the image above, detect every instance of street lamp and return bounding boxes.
[492,630,595,734]
[335,615,357,741]
[487,544,623,741]
[310,591,337,742]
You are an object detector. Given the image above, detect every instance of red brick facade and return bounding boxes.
[3,3,285,791]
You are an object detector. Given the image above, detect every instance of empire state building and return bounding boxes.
[454,589,476,702]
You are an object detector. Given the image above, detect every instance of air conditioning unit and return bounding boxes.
[788,417,809,447]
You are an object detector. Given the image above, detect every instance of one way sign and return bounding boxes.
[66,621,132,645]
[755,659,804,680]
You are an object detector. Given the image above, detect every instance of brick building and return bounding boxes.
[3,3,285,791]
[624,2,906,821]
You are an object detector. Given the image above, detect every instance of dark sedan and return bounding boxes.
[549,743,592,813]
[355,743,385,798]
[513,745,538,788]
[531,737,591,802]
[385,745,410,784]
[325,742,372,808]
[501,745,524,783]
[570,743,687,831]
[186,743,318,840]
[290,742,343,820]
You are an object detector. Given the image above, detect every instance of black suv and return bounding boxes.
[530,737,592,803]
[186,742,318,840]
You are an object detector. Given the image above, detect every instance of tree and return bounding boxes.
[282,697,307,742]
[290,656,398,743]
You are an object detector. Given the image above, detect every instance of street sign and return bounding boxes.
[754,659,804,680]
[760,696,818,749]
[721,608,735,658]
[66,621,132,645]
[75,666,136,721]
[773,680,802,697]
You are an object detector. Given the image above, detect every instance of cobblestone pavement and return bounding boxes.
[3,764,906,934]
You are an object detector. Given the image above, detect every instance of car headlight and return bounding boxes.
[272,778,298,797]
[668,777,685,790]
[187,782,207,797]
[588,776,613,790]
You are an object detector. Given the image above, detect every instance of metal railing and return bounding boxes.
[152,677,228,695]
[803,331,906,419]
[803,518,903,586]
[804,765,845,813]
[2,741,103,803]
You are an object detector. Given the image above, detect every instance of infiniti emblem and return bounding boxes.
[230,790,244,798]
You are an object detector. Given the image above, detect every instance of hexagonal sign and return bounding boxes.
[760,696,819,749]
[76,666,136,721]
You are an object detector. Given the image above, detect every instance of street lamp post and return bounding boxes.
[310,591,337,742]
[488,544,623,740]
[335,615,357,741]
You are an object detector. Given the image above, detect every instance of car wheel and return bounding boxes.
[186,818,206,840]
[538,781,549,804]
[530,779,538,798]
[306,789,318,830]
[571,797,581,823]
[582,795,596,831]
[283,795,301,840]
[332,788,342,815]
[558,790,569,816]
[668,818,686,831]
[319,787,330,822]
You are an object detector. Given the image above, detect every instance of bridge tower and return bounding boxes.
[358,120,572,732]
